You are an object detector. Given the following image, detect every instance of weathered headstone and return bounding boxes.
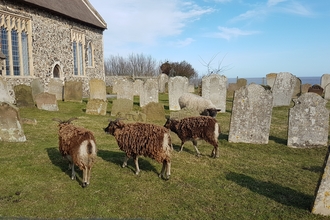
[188,85,195,93]
[312,148,330,216]
[14,84,35,108]
[89,79,106,101]
[324,84,330,100]
[0,102,26,142]
[140,78,158,107]
[202,74,227,113]
[34,92,58,111]
[301,84,312,94]
[133,79,143,96]
[292,77,301,98]
[158,74,168,93]
[168,76,188,111]
[111,98,133,117]
[0,77,12,103]
[321,74,330,89]
[308,84,323,96]
[63,81,82,102]
[228,84,273,144]
[266,73,277,88]
[114,79,134,101]
[272,72,297,107]
[287,92,329,148]
[31,78,44,100]
[48,78,63,100]
[227,83,239,98]
[236,78,247,88]
[141,102,165,122]
[86,99,107,115]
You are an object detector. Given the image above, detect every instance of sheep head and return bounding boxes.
[104,119,124,135]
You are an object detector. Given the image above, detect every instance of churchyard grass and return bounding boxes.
[0,94,329,219]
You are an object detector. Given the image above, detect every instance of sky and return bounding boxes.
[88,0,330,78]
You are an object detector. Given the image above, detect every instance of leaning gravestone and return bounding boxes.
[34,92,59,111]
[321,73,330,90]
[312,148,330,216]
[168,76,188,111]
[202,74,227,113]
[0,102,26,142]
[14,84,35,108]
[31,78,44,100]
[272,72,297,107]
[228,84,273,144]
[48,78,63,100]
[89,79,106,100]
[111,98,133,117]
[140,78,158,107]
[63,81,82,102]
[287,92,329,148]
[0,77,13,103]
[86,99,107,116]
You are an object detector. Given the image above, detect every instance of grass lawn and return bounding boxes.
[0,93,329,219]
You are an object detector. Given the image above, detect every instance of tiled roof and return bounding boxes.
[16,0,107,29]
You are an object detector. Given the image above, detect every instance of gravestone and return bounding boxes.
[292,77,301,98]
[227,83,239,98]
[312,148,330,216]
[140,78,158,107]
[168,76,188,111]
[287,92,329,148]
[324,84,330,100]
[321,73,330,89]
[111,98,133,117]
[202,74,227,113]
[133,79,143,96]
[141,102,165,122]
[236,78,247,88]
[86,99,107,115]
[14,84,35,108]
[0,102,26,142]
[48,78,63,100]
[31,78,44,100]
[228,84,273,144]
[266,73,277,88]
[158,74,168,93]
[89,79,106,101]
[34,92,59,111]
[308,84,323,96]
[63,81,82,102]
[188,85,195,93]
[114,79,134,101]
[301,84,312,94]
[272,72,297,107]
[0,77,12,103]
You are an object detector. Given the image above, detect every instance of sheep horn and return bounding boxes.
[66,117,78,124]
[52,118,63,123]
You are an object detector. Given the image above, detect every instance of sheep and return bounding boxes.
[103,119,172,180]
[164,116,220,158]
[53,117,97,188]
[179,93,221,117]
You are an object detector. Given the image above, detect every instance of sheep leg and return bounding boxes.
[133,155,140,175]
[82,167,91,188]
[69,162,76,180]
[159,160,171,180]
[179,141,185,152]
[192,140,201,156]
[122,155,129,168]
[211,146,219,158]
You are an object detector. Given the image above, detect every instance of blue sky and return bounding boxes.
[89,0,330,78]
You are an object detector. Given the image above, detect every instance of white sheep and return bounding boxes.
[179,93,220,117]
[104,119,172,180]
[53,118,97,188]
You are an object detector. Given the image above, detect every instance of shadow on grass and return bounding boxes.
[98,149,160,176]
[226,172,314,210]
[46,147,83,186]
[269,135,287,145]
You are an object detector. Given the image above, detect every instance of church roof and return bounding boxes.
[16,0,107,30]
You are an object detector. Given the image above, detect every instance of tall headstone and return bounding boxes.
[48,78,63,100]
[133,79,143,96]
[0,77,13,103]
[324,84,330,100]
[272,72,297,107]
[14,84,35,108]
[31,78,44,100]
[228,84,273,144]
[266,73,277,88]
[287,93,329,148]
[140,78,158,107]
[0,102,26,142]
[158,74,168,93]
[321,73,330,89]
[312,149,330,216]
[89,79,106,101]
[114,79,134,101]
[202,74,227,113]
[168,76,188,111]
[63,81,82,102]
[34,92,59,111]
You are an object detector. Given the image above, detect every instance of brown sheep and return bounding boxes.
[53,118,97,188]
[164,116,220,158]
[104,119,172,180]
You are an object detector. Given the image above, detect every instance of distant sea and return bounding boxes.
[227,76,322,86]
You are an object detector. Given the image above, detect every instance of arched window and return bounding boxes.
[71,29,85,76]
[87,41,93,67]
[53,64,60,78]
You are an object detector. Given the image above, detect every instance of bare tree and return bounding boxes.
[199,52,231,75]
